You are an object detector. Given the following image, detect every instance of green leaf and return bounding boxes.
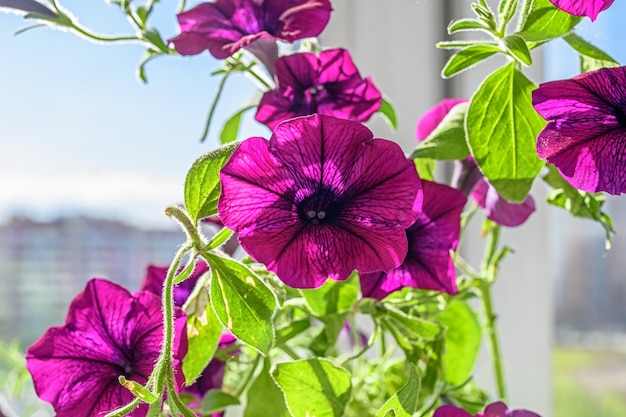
[206,227,234,251]
[442,44,501,79]
[300,272,358,316]
[447,19,490,34]
[182,287,223,385]
[385,306,442,341]
[438,301,482,385]
[272,359,352,417]
[202,390,240,414]
[244,359,290,417]
[414,158,435,181]
[220,105,255,145]
[184,141,239,223]
[275,320,312,346]
[207,253,276,354]
[411,102,469,160]
[377,97,398,131]
[310,313,348,356]
[518,0,582,42]
[499,0,519,28]
[502,34,532,65]
[543,165,614,249]
[562,33,620,72]
[466,62,545,202]
[141,28,168,53]
[375,365,420,417]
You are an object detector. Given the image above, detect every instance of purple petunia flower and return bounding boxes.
[141,261,210,307]
[26,279,187,417]
[549,0,614,21]
[360,180,465,299]
[417,99,535,227]
[533,66,626,195]
[169,0,332,59]
[218,114,423,289]
[434,401,542,417]
[255,48,382,130]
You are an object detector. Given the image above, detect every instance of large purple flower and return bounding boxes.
[417,99,535,227]
[549,0,614,21]
[26,279,187,417]
[255,48,382,130]
[533,66,626,195]
[170,0,332,58]
[434,401,541,417]
[360,180,465,300]
[218,114,422,289]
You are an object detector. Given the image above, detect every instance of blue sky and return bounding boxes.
[0,0,266,228]
[0,1,625,229]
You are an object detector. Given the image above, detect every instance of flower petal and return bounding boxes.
[472,178,536,226]
[416,98,468,141]
[433,405,473,417]
[533,67,626,194]
[549,0,614,20]
[360,181,464,299]
[26,280,165,417]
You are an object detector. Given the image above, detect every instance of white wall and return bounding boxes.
[324,1,552,414]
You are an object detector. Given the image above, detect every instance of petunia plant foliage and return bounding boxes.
[1,0,623,416]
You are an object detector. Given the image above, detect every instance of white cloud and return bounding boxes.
[0,172,184,228]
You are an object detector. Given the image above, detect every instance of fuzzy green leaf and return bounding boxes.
[184,142,239,222]
[272,359,352,417]
[207,253,276,354]
[518,0,582,42]
[466,62,545,202]
[376,365,420,417]
[442,44,501,78]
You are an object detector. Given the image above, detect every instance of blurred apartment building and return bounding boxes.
[0,216,184,345]
[554,196,626,339]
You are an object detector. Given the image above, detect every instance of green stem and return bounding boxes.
[235,355,261,398]
[103,398,140,417]
[165,205,205,250]
[244,65,273,89]
[200,71,231,143]
[479,282,507,401]
[478,224,507,401]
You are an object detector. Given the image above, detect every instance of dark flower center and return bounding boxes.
[615,105,626,127]
[297,187,342,225]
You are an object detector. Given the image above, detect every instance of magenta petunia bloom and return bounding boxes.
[360,180,465,299]
[533,66,626,195]
[255,48,382,130]
[169,0,332,58]
[417,99,535,227]
[218,114,422,289]
[549,0,614,21]
[434,401,542,417]
[26,279,187,417]
[141,261,210,307]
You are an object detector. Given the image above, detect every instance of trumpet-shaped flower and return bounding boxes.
[533,66,626,194]
[26,279,187,417]
[417,99,535,227]
[170,0,332,58]
[549,0,614,21]
[255,48,382,130]
[360,180,465,299]
[434,401,541,417]
[218,114,422,289]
